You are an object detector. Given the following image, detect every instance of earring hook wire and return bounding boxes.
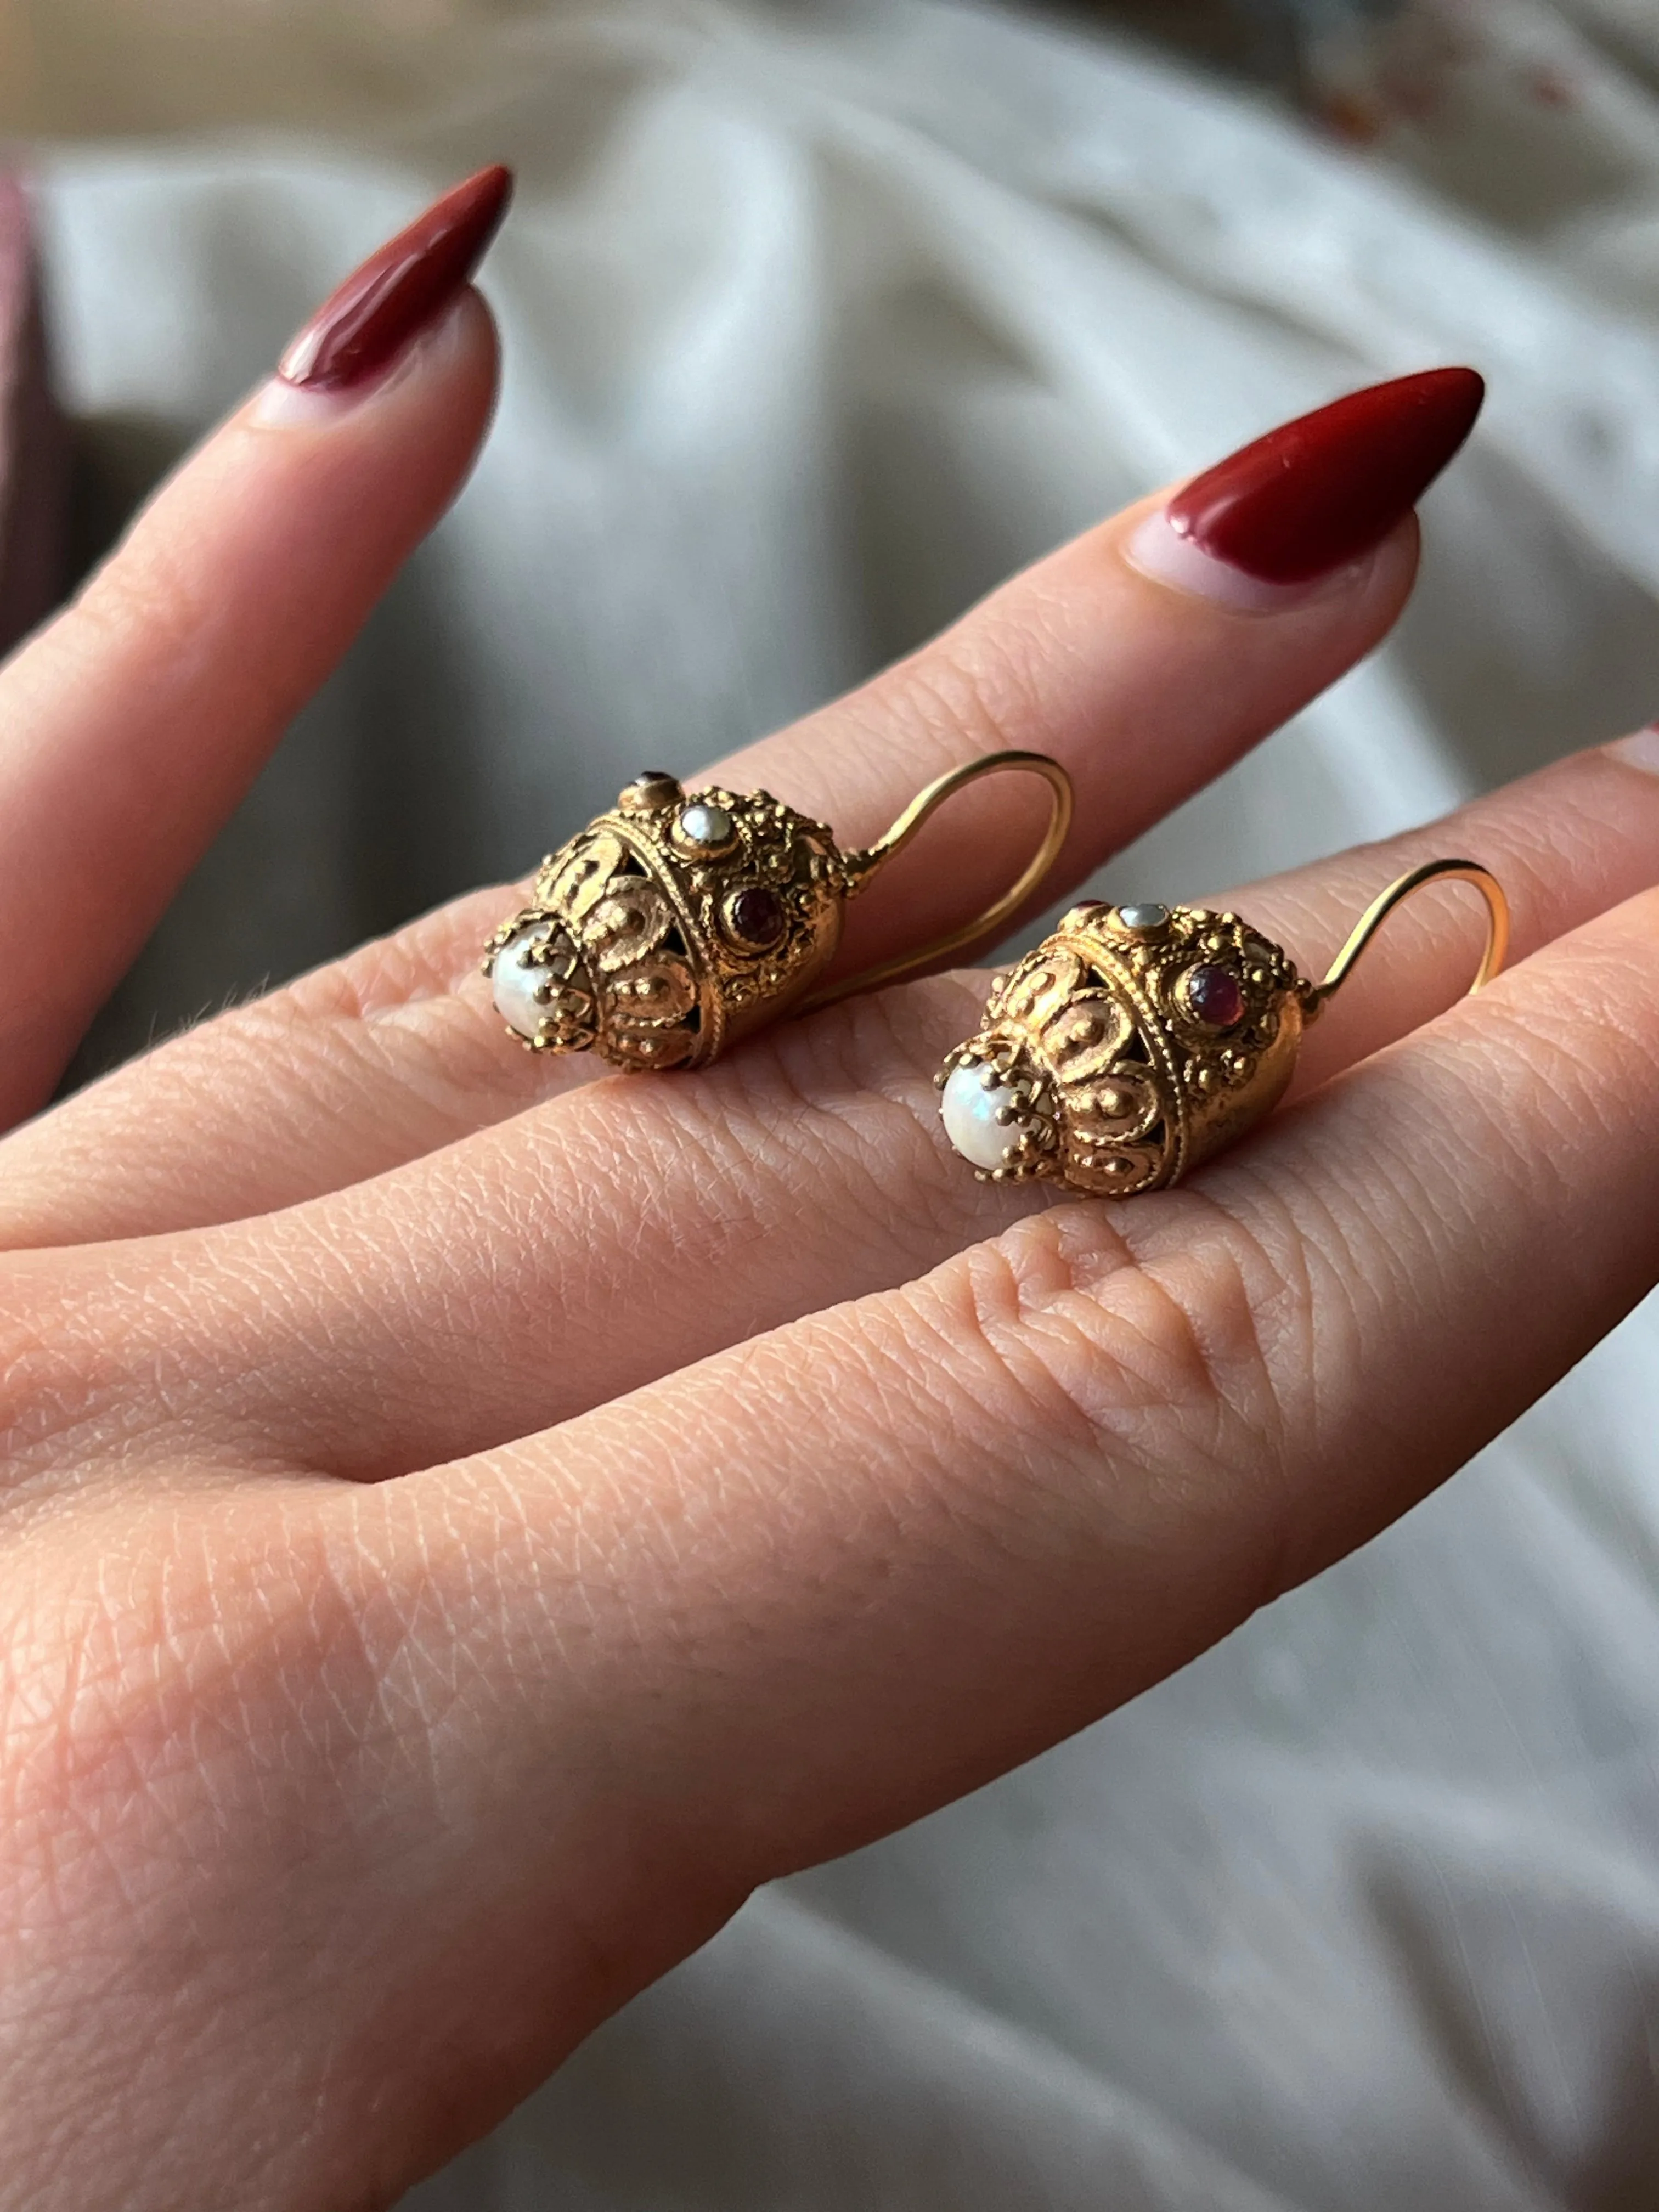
[798,750,1075,1015]
[1302,857,1510,1017]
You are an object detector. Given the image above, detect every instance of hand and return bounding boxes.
[3,175,1656,2212]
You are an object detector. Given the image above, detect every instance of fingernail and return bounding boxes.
[1126,366,1485,610]
[1609,726,1659,775]
[264,164,512,405]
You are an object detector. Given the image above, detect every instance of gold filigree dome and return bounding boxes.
[938,900,1305,1195]
[485,776,847,1071]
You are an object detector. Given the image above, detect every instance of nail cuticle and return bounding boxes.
[248,291,471,430]
[1124,508,1375,613]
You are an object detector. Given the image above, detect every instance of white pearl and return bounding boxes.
[492,926,551,1039]
[941,1062,1022,1172]
[678,802,734,847]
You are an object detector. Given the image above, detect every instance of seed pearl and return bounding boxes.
[678,801,735,848]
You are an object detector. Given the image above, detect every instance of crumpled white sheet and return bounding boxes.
[21,1,1659,2203]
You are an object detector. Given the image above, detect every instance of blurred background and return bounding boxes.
[5,2,1659,2204]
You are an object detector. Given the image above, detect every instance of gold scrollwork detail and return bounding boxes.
[991,947,1084,1029]
[1041,991,1135,1085]
[535,831,625,922]
[1075,1060,1163,1146]
[602,953,697,1026]
[584,881,676,972]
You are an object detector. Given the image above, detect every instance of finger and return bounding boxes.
[343,882,1659,1991]
[0,166,510,1127]
[1,370,1482,1240]
[1225,726,1659,1099]
[715,369,1488,991]
[12,737,1657,1493]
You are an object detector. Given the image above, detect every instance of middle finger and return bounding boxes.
[0,370,1475,1250]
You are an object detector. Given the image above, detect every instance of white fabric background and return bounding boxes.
[17,0,1659,2200]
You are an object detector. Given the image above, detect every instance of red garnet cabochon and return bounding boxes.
[1185,963,1244,1028]
[727,885,786,946]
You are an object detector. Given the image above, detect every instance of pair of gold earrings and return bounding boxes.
[484,757,1508,1197]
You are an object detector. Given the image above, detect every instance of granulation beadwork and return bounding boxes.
[936,899,1305,1196]
[938,859,1510,1198]
[483,773,849,1073]
[485,750,1077,1077]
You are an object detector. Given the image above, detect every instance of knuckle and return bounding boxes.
[920,1191,1316,1593]
[1015,1202,1291,1454]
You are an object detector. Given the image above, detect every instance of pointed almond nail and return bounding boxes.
[1128,368,1485,609]
[277,164,514,396]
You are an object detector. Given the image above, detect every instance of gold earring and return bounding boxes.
[936,859,1509,1195]
[485,751,1074,1072]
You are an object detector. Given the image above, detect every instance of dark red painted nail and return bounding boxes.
[1166,367,1485,585]
[278,165,514,394]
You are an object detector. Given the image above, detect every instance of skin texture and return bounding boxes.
[1,278,1657,2212]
